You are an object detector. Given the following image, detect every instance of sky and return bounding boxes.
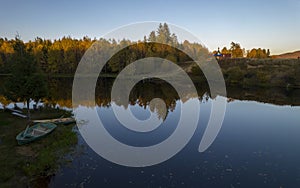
[1,0,300,55]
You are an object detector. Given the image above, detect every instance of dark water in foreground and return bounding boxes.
[44,80,300,188]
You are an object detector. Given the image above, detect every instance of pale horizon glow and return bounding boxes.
[1,0,299,55]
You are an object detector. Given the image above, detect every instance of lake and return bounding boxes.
[1,77,300,187]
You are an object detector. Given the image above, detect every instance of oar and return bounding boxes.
[57,114,65,123]
[23,121,33,136]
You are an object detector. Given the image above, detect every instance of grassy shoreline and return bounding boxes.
[218,58,300,89]
[0,109,77,187]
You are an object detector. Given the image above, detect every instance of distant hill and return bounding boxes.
[272,50,300,59]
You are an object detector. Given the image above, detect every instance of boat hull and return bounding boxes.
[33,118,76,125]
[16,123,57,145]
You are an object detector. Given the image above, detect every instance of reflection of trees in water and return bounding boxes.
[45,78,206,111]
[226,86,300,106]
[148,98,168,120]
[46,77,74,108]
[49,78,300,108]
[2,77,300,111]
[130,80,179,112]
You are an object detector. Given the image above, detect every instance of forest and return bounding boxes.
[0,23,209,75]
[1,22,299,99]
[215,42,271,58]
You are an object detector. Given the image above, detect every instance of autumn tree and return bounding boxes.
[0,39,15,73]
[4,37,48,120]
[230,42,244,58]
[247,48,270,58]
[221,47,230,55]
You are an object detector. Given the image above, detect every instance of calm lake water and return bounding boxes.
[1,77,300,187]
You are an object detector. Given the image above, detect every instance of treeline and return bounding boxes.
[247,48,270,58]
[0,36,94,74]
[0,23,209,75]
[216,42,270,58]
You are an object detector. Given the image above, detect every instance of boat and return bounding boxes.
[16,122,57,145]
[11,112,27,118]
[8,108,28,118]
[8,108,23,114]
[33,117,76,125]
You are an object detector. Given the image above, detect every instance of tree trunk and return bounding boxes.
[26,99,31,121]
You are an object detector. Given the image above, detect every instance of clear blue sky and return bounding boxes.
[1,0,299,54]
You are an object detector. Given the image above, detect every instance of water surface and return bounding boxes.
[44,79,300,188]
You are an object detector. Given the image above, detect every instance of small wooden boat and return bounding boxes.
[12,112,27,118]
[8,108,28,118]
[16,122,57,145]
[33,117,76,125]
[8,109,23,114]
